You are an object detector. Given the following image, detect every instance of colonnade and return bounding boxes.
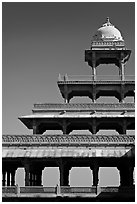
[63,89,135,104]
[2,168,16,186]
[2,161,134,187]
[91,55,126,81]
[32,118,134,135]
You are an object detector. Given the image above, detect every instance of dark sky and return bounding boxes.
[2,2,135,187]
[3,2,135,134]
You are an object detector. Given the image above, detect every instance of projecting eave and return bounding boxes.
[85,49,131,68]
[18,116,33,129]
[19,112,134,129]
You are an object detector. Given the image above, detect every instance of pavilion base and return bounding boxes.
[2,185,135,202]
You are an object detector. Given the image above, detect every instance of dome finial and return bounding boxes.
[106,17,110,23]
[105,17,112,26]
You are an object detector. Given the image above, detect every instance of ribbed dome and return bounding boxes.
[92,17,124,41]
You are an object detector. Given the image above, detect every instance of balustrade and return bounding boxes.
[2,134,135,146]
[33,102,135,110]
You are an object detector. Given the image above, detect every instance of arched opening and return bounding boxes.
[67,122,92,134]
[96,122,122,134]
[126,130,135,135]
[42,167,59,186]
[15,168,25,186]
[96,64,119,80]
[42,130,63,135]
[96,96,119,103]
[97,130,119,135]
[124,96,134,103]
[70,97,92,103]
[38,122,62,134]
[69,167,92,187]
[70,130,91,135]
[99,167,120,187]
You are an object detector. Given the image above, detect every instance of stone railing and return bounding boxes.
[2,186,135,197]
[20,186,56,194]
[91,40,125,46]
[57,74,135,82]
[33,103,135,111]
[2,134,135,146]
[2,186,17,194]
[60,186,97,194]
[100,187,119,193]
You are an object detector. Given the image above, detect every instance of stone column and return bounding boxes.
[121,63,125,81]
[35,174,39,186]
[7,171,10,186]
[59,163,71,186]
[62,120,67,134]
[92,119,97,134]
[2,170,6,186]
[11,169,16,186]
[33,120,39,134]
[36,169,43,186]
[64,98,68,103]
[128,166,134,186]
[92,52,96,81]
[24,164,30,186]
[29,172,33,186]
[119,53,125,81]
[64,83,69,103]
[32,173,35,186]
[118,164,134,186]
[120,83,125,103]
[92,164,99,186]
[34,173,37,186]
[92,84,96,103]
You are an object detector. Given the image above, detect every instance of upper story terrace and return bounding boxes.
[32,102,135,113]
[57,75,135,103]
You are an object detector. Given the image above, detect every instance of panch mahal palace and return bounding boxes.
[2,17,135,201]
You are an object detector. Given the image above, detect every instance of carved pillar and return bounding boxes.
[33,172,36,186]
[7,171,10,186]
[120,83,125,103]
[92,164,99,186]
[119,53,125,81]
[118,164,134,186]
[121,63,125,81]
[33,120,39,134]
[128,166,134,186]
[24,163,30,186]
[2,170,6,186]
[59,162,71,186]
[92,84,96,103]
[31,173,36,186]
[92,52,96,81]
[62,120,67,134]
[30,165,43,186]
[64,83,69,103]
[92,119,97,134]
[11,169,16,186]
[29,172,32,186]
[36,169,43,186]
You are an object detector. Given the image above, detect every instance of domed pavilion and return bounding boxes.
[85,17,131,80]
[91,17,125,50]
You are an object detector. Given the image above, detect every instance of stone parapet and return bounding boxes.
[2,134,135,147]
[57,79,135,84]
[33,103,135,112]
